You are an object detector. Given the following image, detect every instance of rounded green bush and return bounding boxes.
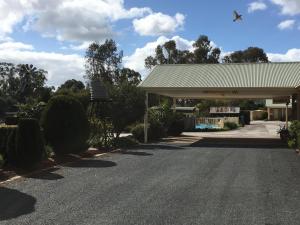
[41,95,90,155]
[131,124,145,142]
[131,122,165,142]
[7,118,44,169]
[224,122,238,130]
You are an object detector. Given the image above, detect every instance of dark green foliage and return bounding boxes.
[224,122,238,130]
[109,83,146,137]
[118,68,141,86]
[0,62,52,107]
[131,122,165,143]
[58,79,85,92]
[5,116,19,125]
[145,35,220,69]
[0,125,17,158]
[85,39,122,84]
[88,117,114,149]
[113,136,139,148]
[55,88,90,112]
[131,124,145,142]
[288,121,300,148]
[7,119,44,169]
[193,35,221,64]
[223,47,269,63]
[41,95,90,155]
[167,118,184,136]
[17,102,47,120]
[240,111,251,125]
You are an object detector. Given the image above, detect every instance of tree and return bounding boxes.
[145,40,181,69]
[117,68,141,86]
[193,35,221,63]
[144,35,220,69]
[85,39,122,84]
[17,64,47,103]
[0,62,48,104]
[58,79,85,92]
[109,83,146,138]
[223,47,269,63]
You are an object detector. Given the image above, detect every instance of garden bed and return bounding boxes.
[0,148,110,183]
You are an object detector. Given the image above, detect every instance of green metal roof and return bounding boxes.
[139,62,300,89]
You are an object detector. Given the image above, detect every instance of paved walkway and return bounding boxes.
[162,121,285,146]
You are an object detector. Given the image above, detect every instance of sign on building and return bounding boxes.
[273,96,290,104]
[210,107,240,114]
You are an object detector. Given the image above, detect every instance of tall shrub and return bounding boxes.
[7,119,44,169]
[0,125,17,157]
[41,95,90,155]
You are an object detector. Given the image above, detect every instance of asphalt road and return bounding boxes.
[1,142,300,225]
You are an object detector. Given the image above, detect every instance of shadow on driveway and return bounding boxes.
[0,187,36,221]
[118,151,153,156]
[65,159,117,168]
[26,168,64,180]
[190,137,287,148]
[137,144,185,150]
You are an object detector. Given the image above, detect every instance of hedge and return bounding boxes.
[7,119,45,169]
[0,125,17,158]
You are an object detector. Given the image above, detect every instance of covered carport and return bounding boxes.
[139,62,300,143]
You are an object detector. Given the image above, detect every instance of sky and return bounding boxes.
[1,0,300,87]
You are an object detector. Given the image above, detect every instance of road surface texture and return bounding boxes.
[1,122,300,225]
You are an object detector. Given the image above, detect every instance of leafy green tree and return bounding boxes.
[17,64,47,103]
[85,40,145,141]
[85,39,122,84]
[145,40,181,69]
[223,47,269,63]
[109,83,145,138]
[145,35,220,69]
[117,68,141,86]
[0,63,48,104]
[58,79,85,92]
[193,35,221,63]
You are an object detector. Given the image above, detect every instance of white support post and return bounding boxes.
[267,107,271,121]
[173,98,176,113]
[297,93,300,120]
[144,92,148,143]
[286,102,289,129]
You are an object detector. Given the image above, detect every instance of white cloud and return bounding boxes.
[268,48,300,62]
[270,0,300,16]
[0,41,84,87]
[0,0,152,42]
[133,13,185,36]
[123,36,194,76]
[69,42,93,51]
[0,41,34,51]
[278,19,295,30]
[248,1,268,12]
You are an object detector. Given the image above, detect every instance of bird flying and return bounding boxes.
[233,10,242,22]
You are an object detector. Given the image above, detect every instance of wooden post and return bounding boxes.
[144,92,148,143]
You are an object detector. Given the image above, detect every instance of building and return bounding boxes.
[265,99,292,121]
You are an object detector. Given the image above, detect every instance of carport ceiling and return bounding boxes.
[139,62,300,99]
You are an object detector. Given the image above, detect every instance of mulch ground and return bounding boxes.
[0,148,113,183]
